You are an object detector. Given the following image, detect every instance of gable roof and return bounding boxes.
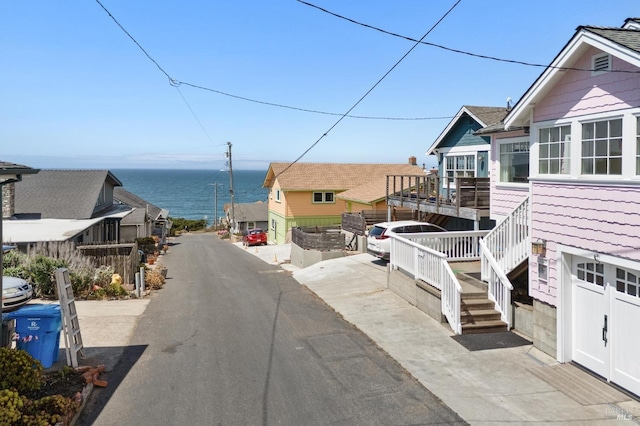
[229,202,268,222]
[336,177,388,205]
[114,187,168,221]
[426,106,507,155]
[506,18,640,128]
[15,170,123,219]
[263,163,425,190]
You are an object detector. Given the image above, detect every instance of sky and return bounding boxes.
[1,1,638,171]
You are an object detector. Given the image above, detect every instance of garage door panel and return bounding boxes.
[573,281,608,377]
[611,294,640,396]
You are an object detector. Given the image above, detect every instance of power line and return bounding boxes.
[275,0,463,179]
[95,0,451,121]
[296,0,640,75]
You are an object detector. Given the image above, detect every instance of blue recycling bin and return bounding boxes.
[5,304,62,368]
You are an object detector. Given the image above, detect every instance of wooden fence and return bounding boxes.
[291,226,345,251]
[77,243,140,285]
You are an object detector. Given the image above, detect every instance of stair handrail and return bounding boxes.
[390,235,463,334]
[481,196,530,280]
[440,260,462,334]
[479,238,513,327]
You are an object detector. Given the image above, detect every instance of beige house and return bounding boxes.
[263,161,424,244]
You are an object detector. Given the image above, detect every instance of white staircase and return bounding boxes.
[479,196,530,328]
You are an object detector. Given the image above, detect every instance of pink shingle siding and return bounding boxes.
[530,182,640,303]
[489,130,530,221]
[534,47,640,122]
[490,186,528,220]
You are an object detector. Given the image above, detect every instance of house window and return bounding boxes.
[581,118,622,175]
[445,155,475,184]
[248,222,255,229]
[636,116,640,175]
[270,218,276,231]
[275,189,281,203]
[576,262,604,286]
[499,140,529,183]
[312,192,335,203]
[616,267,640,298]
[592,53,611,75]
[538,258,548,286]
[539,126,570,174]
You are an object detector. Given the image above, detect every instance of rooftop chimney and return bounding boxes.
[2,182,15,218]
[408,156,417,165]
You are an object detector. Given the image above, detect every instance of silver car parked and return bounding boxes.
[2,276,33,312]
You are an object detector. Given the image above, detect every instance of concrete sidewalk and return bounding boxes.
[240,243,640,425]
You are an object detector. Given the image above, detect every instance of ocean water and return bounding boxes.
[112,169,268,224]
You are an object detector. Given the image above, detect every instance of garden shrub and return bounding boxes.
[0,348,43,393]
[26,255,67,297]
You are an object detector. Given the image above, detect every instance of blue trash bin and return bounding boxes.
[5,304,62,368]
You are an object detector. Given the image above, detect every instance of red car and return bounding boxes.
[243,228,268,246]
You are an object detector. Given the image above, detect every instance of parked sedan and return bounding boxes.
[367,220,446,261]
[2,276,33,312]
[243,228,268,246]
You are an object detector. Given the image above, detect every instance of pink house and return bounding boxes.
[489,17,640,396]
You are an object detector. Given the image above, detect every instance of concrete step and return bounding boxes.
[460,288,487,300]
[461,298,495,311]
[461,320,508,334]
[461,309,502,323]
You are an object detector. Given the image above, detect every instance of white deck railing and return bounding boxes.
[389,234,464,334]
[406,230,489,262]
[481,197,530,279]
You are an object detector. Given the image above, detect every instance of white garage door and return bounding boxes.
[572,257,640,396]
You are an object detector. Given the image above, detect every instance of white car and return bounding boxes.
[367,220,446,261]
[2,276,33,312]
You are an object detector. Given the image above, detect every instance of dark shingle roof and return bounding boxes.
[232,202,268,223]
[583,26,640,54]
[15,170,122,219]
[464,106,509,127]
[113,187,167,220]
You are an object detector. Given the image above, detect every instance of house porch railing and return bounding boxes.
[386,175,490,219]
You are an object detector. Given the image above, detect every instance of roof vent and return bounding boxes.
[592,53,611,75]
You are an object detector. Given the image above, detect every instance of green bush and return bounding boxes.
[93,265,115,288]
[135,236,157,255]
[2,249,27,269]
[69,267,95,296]
[0,348,43,393]
[169,218,207,236]
[26,255,67,297]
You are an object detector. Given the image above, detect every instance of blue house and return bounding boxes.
[426,105,507,199]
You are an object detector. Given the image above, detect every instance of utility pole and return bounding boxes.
[226,142,235,232]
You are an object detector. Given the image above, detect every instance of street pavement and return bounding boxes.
[54,239,640,424]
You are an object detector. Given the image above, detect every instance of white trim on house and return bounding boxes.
[530,108,640,181]
[426,106,493,156]
[506,29,640,129]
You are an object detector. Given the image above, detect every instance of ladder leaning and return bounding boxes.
[55,268,85,368]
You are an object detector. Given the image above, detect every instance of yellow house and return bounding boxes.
[262,162,424,244]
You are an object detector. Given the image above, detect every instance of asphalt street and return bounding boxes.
[78,233,465,425]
